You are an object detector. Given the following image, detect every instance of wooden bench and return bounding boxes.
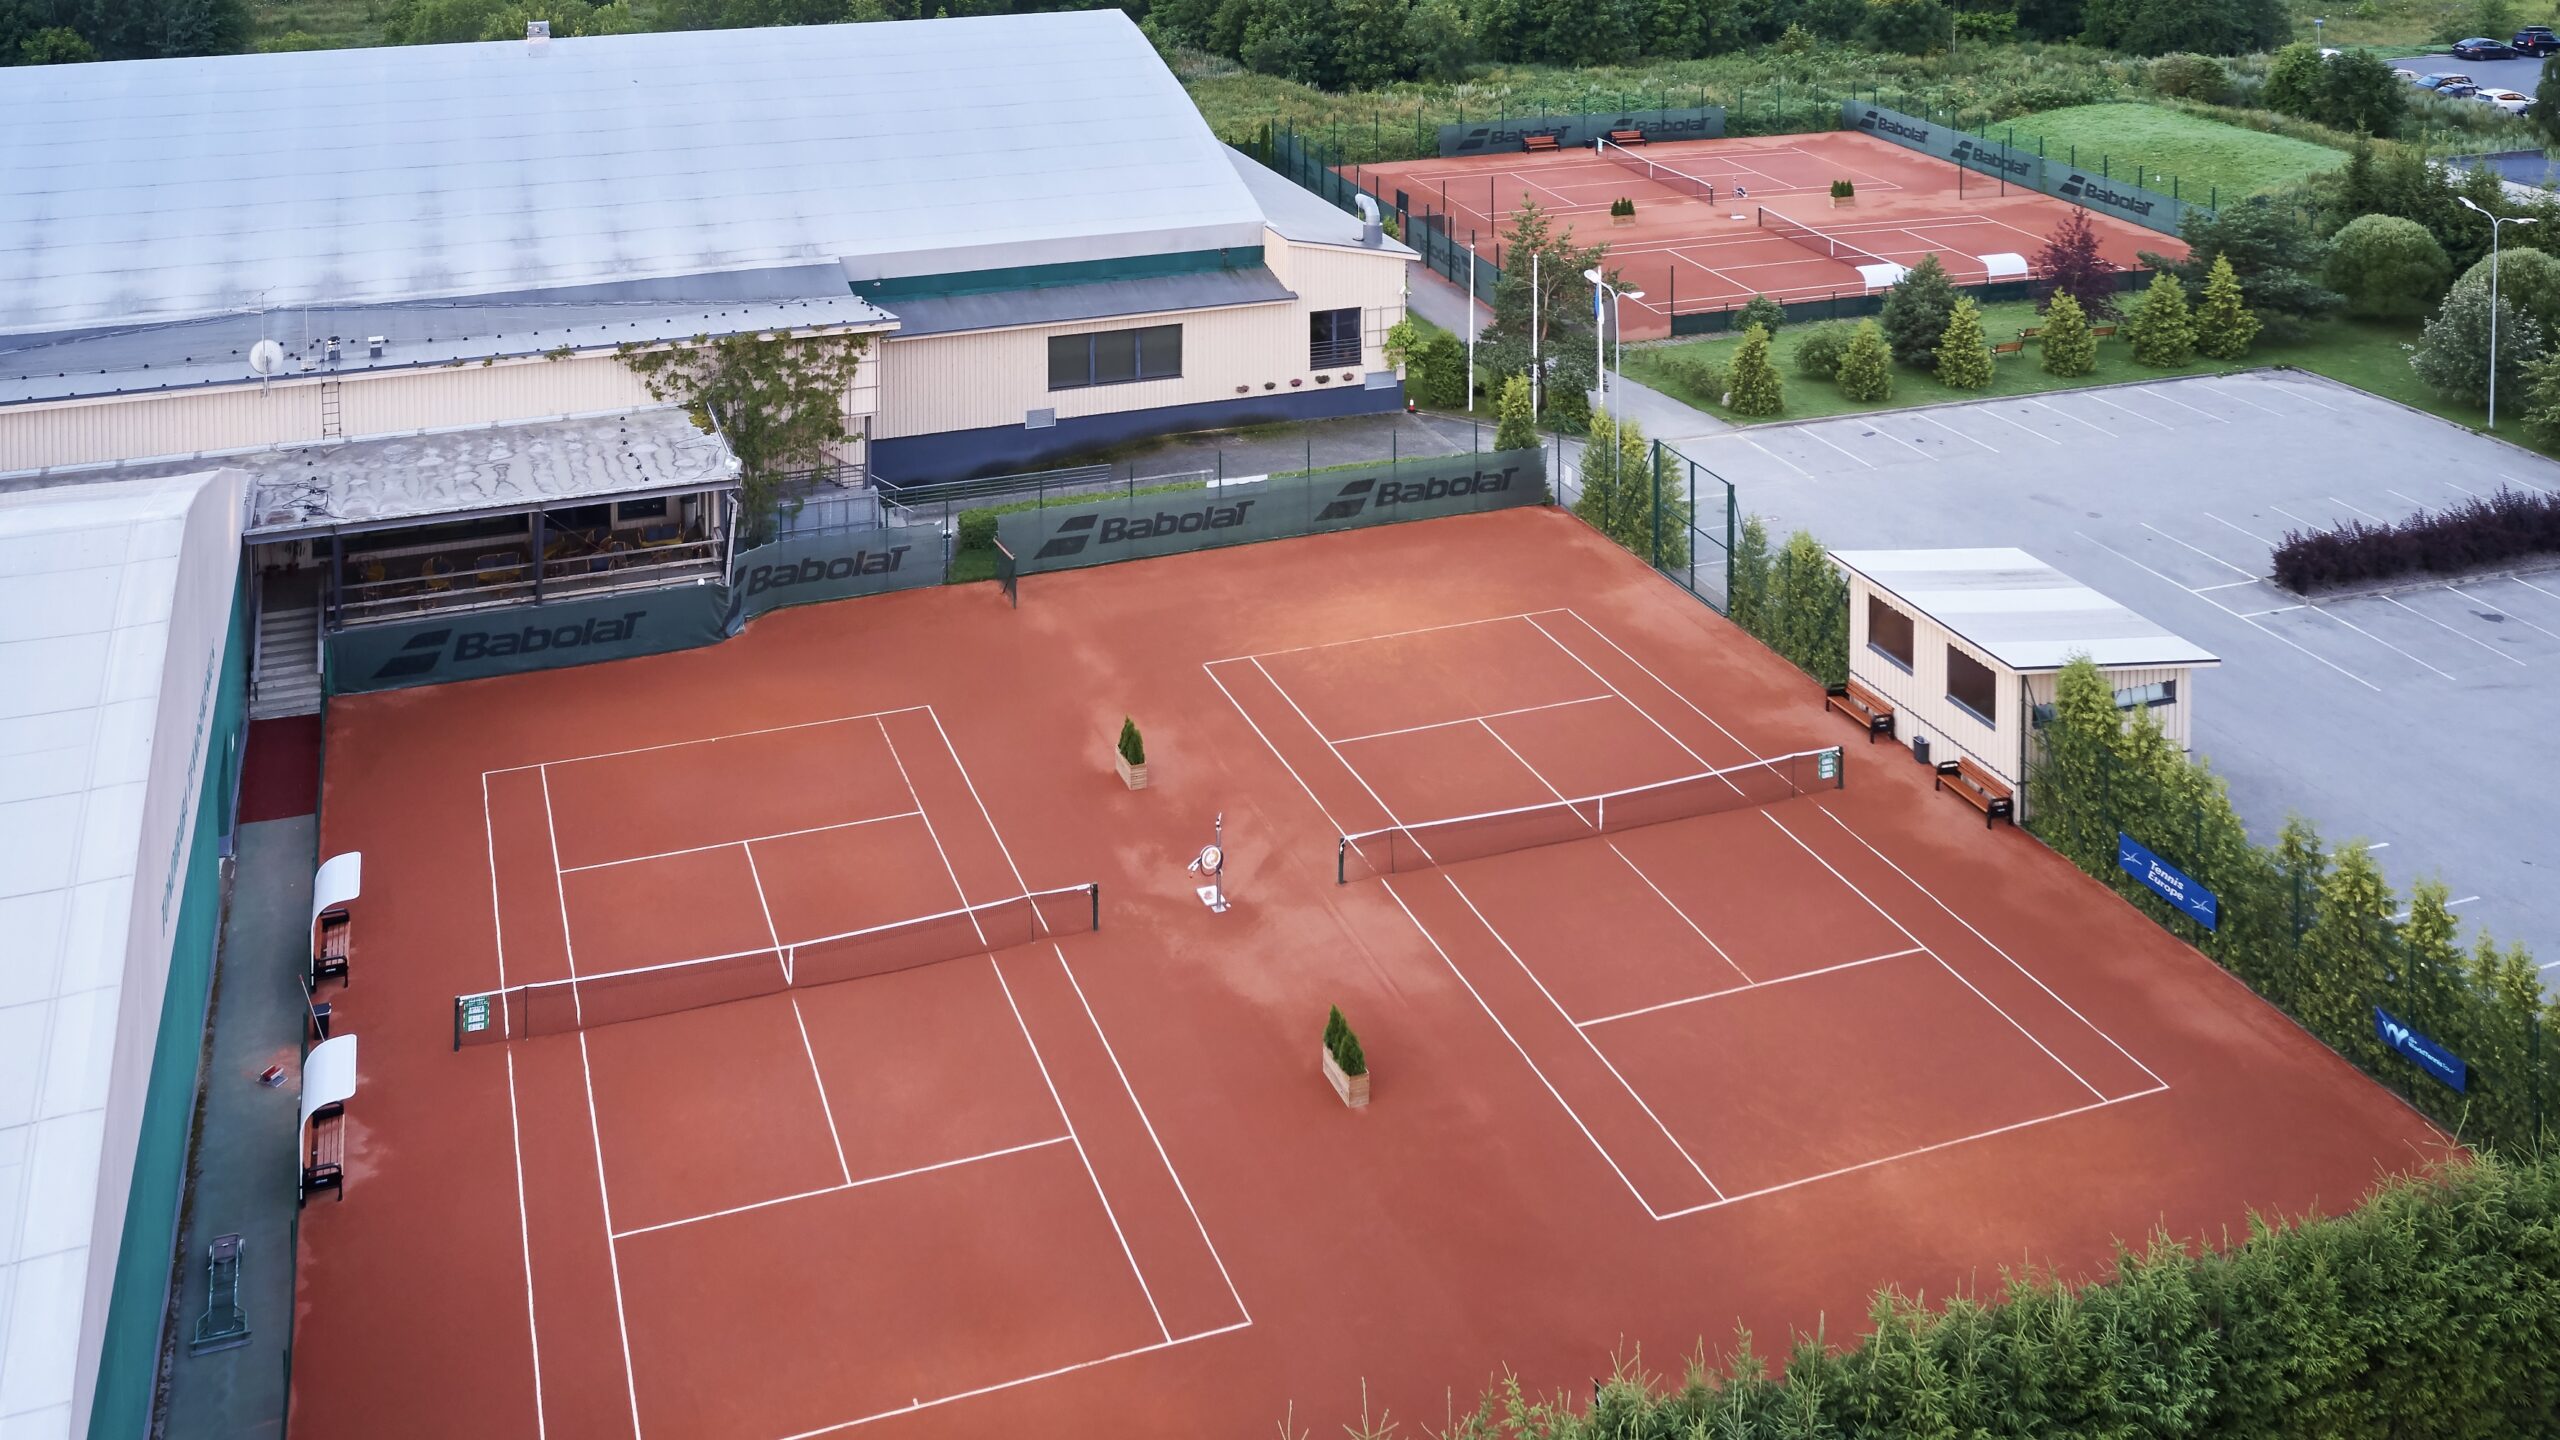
[302,1103,346,1205]
[2017,326,2042,342]
[2092,324,2117,338]
[1935,756,2016,828]
[1607,128,1646,146]
[1993,340,2025,357]
[1521,132,1562,153]
[311,908,351,989]
[1824,679,1895,742]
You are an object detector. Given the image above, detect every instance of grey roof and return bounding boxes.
[1831,547,2219,671]
[0,11,1265,335]
[1226,145,1418,256]
[883,266,1296,338]
[2,408,736,538]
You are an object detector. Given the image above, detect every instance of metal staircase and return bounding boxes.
[250,571,324,719]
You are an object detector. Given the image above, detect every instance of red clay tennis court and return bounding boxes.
[292,507,2441,1440]
[1351,131,2175,338]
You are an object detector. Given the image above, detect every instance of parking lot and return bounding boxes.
[2392,51,2543,98]
[1689,370,2560,978]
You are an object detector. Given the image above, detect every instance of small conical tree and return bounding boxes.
[2194,253,2260,360]
[1725,324,1785,416]
[1934,297,1994,390]
[2040,291,2097,377]
[1334,1027,1366,1076]
[2130,271,2196,366]
[1494,372,1536,449]
[1117,717,1145,765]
[1835,319,1894,402]
[1324,1005,1347,1052]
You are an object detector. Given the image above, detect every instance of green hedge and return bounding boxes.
[1728,517,1847,686]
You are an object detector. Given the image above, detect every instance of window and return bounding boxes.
[1946,645,1998,724]
[1047,324,1182,390]
[1310,307,1362,369]
[2030,679,2177,728]
[1867,595,1915,671]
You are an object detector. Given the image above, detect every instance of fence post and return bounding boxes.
[1649,439,1664,566]
[1725,476,1737,607]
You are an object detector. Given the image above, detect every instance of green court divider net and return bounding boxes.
[452,883,1098,1047]
[1336,745,1845,882]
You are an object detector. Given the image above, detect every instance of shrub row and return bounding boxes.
[2271,487,2560,592]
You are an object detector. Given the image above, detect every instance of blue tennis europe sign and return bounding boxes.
[2117,832,2218,930]
[2375,1007,2469,1092]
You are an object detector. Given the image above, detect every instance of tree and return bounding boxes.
[1935,297,1995,389]
[1725,325,1785,416]
[2532,53,2560,148]
[1879,254,1961,368]
[2040,291,2097,377]
[2079,0,2286,54]
[1764,531,1850,685]
[2128,272,2195,366]
[1401,0,1474,82]
[2193,253,2259,360]
[2518,350,2560,449]
[2263,44,2406,134]
[1494,373,1536,450]
[619,330,871,540]
[2411,282,2544,407]
[17,22,89,59]
[1836,320,1895,401]
[2453,246,2560,341]
[1572,409,1658,556]
[2141,198,2339,342]
[1735,294,1786,335]
[1477,198,1607,429]
[2326,214,2454,318]
[2148,53,2232,102]
[2260,42,2325,119]
[1864,0,1951,53]
[2034,209,2119,320]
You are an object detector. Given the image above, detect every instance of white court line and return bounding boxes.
[1052,947,1252,1325]
[1814,807,2166,1090]
[1744,436,1815,478]
[778,1321,1252,1439]
[990,959,1170,1344]
[877,719,991,940]
[503,1052,546,1440]
[1915,412,1999,452]
[482,774,515,1036]
[1200,610,1542,666]
[487,704,930,775]
[2076,531,2382,692]
[2030,397,2115,437]
[1800,426,1878,469]
[1251,655,1425,857]
[1653,1086,2170,1218]
[790,997,853,1186]
[2140,386,2227,422]
[1606,841,1751,983]
[2380,594,2527,666]
[1976,405,2064,445]
[537,765,584,1026]
[1560,609,1768,764]
[2139,521,2257,579]
[924,706,1038,900]
[1521,613,1722,779]
[1380,878,1666,1218]
[1578,945,1924,1028]
[561,811,922,874]
[1763,811,2104,1102]
[2447,585,2560,642]
[2329,495,2389,523]
[577,1032,645,1439]
[2085,393,2174,430]
[610,1136,1074,1240]
[1202,663,1344,835]
[1479,717,1578,809]
[2202,511,2279,548]
[1332,694,1610,745]
[1443,875,1727,1202]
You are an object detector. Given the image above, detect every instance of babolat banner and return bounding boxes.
[327,585,730,695]
[998,450,1547,576]
[726,522,942,630]
[1836,99,2199,237]
[1440,107,1723,157]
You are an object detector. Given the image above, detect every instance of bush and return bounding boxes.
[2412,282,2544,406]
[1880,254,1959,368]
[1117,717,1145,766]
[2525,351,2560,450]
[1324,1005,1366,1075]
[2454,246,2560,340]
[1662,350,1728,402]
[2193,253,2259,360]
[1609,196,1635,218]
[1835,320,1894,401]
[2326,214,2453,319]
[1734,294,1786,335]
[1829,178,1855,200]
[2040,291,2097,377]
[2271,486,2560,591]
[1792,320,1860,379]
[1323,1004,1347,1053]
[2148,52,2231,103]
[2129,271,2196,366]
[1403,329,1468,408]
[1935,297,1995,389]
[1494,372,1536,449]
[1725,325,1785,416]
[1729,526,1849,685]
[957,507,999,552]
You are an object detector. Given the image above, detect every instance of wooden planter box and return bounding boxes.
[1115,750,1149,790]
[1322,1046,1370,1108]
[1830,195,1855,208]
[1610,212,1636,227]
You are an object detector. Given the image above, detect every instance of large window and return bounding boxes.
[1946,645,1999,724]
[1867,595,1915,670]
[2031,679,2177,728]
[1310,307,1362,369]
[1048,324,1182,390]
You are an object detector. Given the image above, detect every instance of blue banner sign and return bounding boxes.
[2117,832,2218,930]
[2375,1007,2469,1092]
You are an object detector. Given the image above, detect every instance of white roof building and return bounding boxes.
[1832,548,2219,671]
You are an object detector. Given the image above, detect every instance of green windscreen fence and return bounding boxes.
[326,584,731,695]
[725,522,945,628]
[1836,97,2205,237]
[1436,105,1726,156]
[1269,126,1499,304]
[997,450,1548,576]
[1634,441,1738,614]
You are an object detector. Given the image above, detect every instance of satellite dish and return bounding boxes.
[249,339,285,377]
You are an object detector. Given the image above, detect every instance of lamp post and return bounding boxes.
[2314,16,2323,45]
[2458,196,2537,427]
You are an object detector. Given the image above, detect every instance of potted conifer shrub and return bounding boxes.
[1830,179,1855,208]
[1321,1005,1370,1107]
[1610,196,1636,227]
[1114,716,1148,790]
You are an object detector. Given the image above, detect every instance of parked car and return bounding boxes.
[2514,25,2559,54]
[2452,37,2517,59]
[2415,72,2481,97]
[2476,86,2534,113]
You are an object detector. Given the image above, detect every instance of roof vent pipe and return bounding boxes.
[1353,194,1383,247]
[526,19,550,50]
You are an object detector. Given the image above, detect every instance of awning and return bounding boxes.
[298,1034,359,1186]
[312,852,362,928]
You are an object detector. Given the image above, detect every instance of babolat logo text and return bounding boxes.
[2058,173,2156,216]
[738,545,909,597]
[366,611,649,680]
[1948,139,2034,180]
[1857,109,1928,143]
[371,628,449,681]
[1036,500,1259,560]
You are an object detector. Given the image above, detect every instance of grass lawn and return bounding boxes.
[248,0,381,48]
[1990,103,2349,205]
[1623,303,2558,456]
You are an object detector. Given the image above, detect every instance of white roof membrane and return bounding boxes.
[1832,547,2219,671]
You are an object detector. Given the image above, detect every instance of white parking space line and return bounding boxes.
[2141,386,2228,422]
[2201,511,2279,548]
[2441,477,2487,498]
[2031,397,2116,437]
[2085,393,2175,429]
[1856,422,1935,459]
[2138,520,2257,579]
[2380,594,2528,666]
[2205,381,2287,416]
[2301,602,2460,682]
[2271,383,2342,412]
[2447,584,2560,642]
[2329,495,2389,522]
[1915,413,1999,452]
[2075,530,2382,691]
[1801,427,1878,469]
[1978,406,2063,445]
[2270,503,2327,530]
[1743,436,1813,479]
[2519,576,2560,608]
[2499,473,2556,495]
[2386,488,2433,510]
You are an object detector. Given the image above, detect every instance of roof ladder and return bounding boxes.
[319,379,342,439]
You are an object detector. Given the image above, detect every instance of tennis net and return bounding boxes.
[1336,745,1843,883]
[1596,136,1716,204]
[1757,206,1898,274]
[452,882,1099,1047]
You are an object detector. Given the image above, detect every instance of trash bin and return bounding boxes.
[1911,734,1931,767]
[308,1001,332,1042]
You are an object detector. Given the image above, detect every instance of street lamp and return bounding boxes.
[1582,268,1646,417]
[2458,196,2537,427]
[2314,16,2324,45]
